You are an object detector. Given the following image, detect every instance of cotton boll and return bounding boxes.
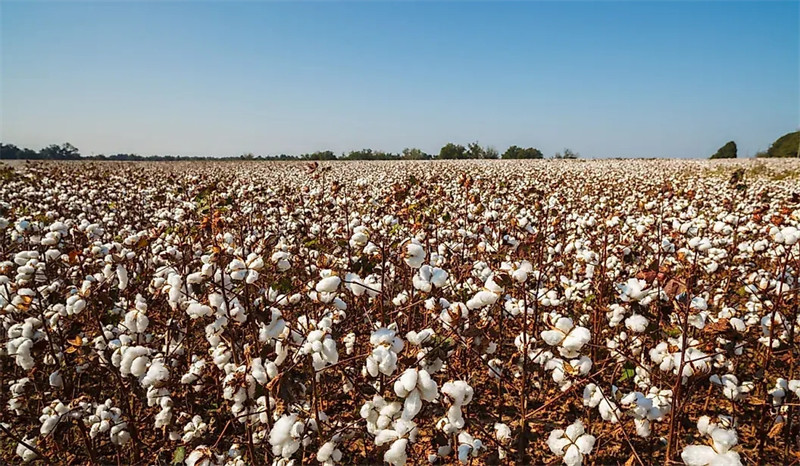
[624,314,649,333]
[49,370,64,389]
[16,440,37,463]
[316,276,341,293]
[384,438,408,466]
[404,242,426,268]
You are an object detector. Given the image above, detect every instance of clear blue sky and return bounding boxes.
[1,1,798,158]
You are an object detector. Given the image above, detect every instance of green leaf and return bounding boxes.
[618,367,636,382]
[171,446,186,465]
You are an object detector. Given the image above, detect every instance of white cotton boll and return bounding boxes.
[66,295,86,315]
[124,309,149,334]
[116,265,129,290]
[542,330,565,346]
[344,273,367,296]
[729,318,746,333]
[187,302,213,319]
[396,370,418,397]
[384,438,408,466]
[270,414,303,459]
[495,423,511,442]
[404,242,426,269]
[251,358,272,385]
[141,359,169,387]
[316,276,341,293]
[681,445,722,466]
[16,440,37,462]
[710,428,737,452]
[466,290,498,310]
[49,370,63,389]
[317,440,342,464]
[185,446,214,466]
[625,314,649,333]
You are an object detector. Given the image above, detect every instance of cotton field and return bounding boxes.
[1,159,799,465]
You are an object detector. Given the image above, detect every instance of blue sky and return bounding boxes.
[1,1,798,158]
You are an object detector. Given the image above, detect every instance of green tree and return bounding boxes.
[438,143,466,159]
[484,146,499,159]
[710,141,737,159]
[554,148,579,159]
[502,145,543,159]
[303,150,337,161]
[39,142,80,160]
[466,142,486,159]
[759,131,800,158]
[401,148,430,160]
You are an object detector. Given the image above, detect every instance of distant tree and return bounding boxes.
[438,143,467,159]
[484,146,499,159]
[554,148,579,159]
[240,152,256,160]
[304,150,337,161]
[710,141,737,159]
[466,142,486,159]
[39,142,80,160]
[502,145,543,159]
[759,131,800,158]
[0,143,22,159]
[401,148,430,160]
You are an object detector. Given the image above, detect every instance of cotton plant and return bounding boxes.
[545,355,593,391]
[269,414,306,461]
[406,328,444,373]
[295,317,339,372]
[709,374,754,402]
[540,314,591,358]
[618,389,673,437]
[649,336,712,381]
[394,368,439,419]
[494,422,512,460]
[547,419,596,466]
[583,383,621,423]
[182,415,209,443]
[456,431,484,464]
[403,240,426,268]
[465,275,503,310]
[436,380,473,434]
[361,395,403,435]
[365,325,404,377]
[680,416,742,466]
[316,434,343,465]
[616,278,658,305]
[412,264,449,292]
[123,294,150,334]
[375,418,418,466]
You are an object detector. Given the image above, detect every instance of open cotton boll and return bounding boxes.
[394,368,438,419]
[404,241,426,268]
[269,414,304,459]
[680,417,742,466]
[317,439,342,465]
[624,314,649,333]
[344,272,367,296]
[383,438,408,466]
[547,420,595,466]
[186,301,213,319]
[140,358,169,387]
[49,370,64,388]
[116,264,129,290]
[16,439,37,463]
[466,290,498,310]
[185,445,215,466]
[316,275,341,293]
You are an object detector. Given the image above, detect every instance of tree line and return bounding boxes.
[710,131,799,159]
[0,141,573,161]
